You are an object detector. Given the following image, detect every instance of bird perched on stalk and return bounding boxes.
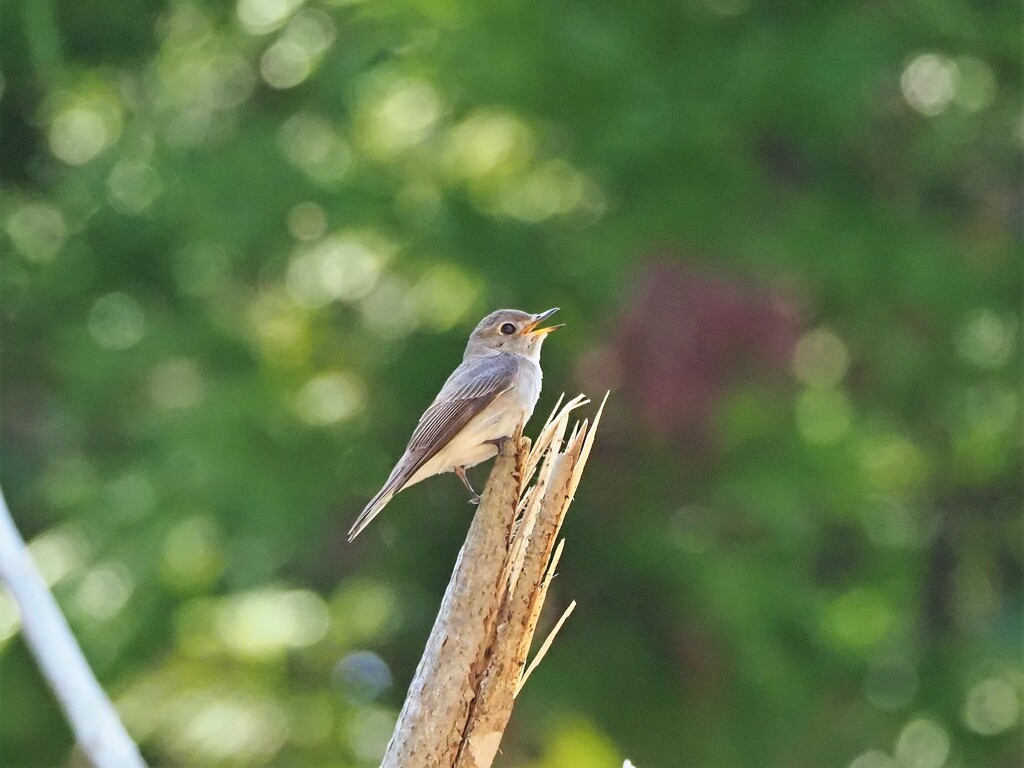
[348,308,562,541]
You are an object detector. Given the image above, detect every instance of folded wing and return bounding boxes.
[347,354,518,541]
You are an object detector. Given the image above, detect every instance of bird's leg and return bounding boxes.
[454,466,481,505]
[485,436,512,457]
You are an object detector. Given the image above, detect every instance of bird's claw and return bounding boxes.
[455,465,482,503]
[486,437,512,457]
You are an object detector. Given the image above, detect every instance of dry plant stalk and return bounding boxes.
[381,393,605,768]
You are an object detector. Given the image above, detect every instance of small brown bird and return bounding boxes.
[348,308,561,541]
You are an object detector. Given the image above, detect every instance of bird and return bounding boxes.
[347,307,562,541]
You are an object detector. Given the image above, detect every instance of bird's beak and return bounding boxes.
[525,307,563,336]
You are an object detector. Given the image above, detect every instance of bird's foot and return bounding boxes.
[455,465,481,504]
[485,436,512,457]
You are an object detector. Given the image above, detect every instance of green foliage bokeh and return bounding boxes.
[0,1,1020,766]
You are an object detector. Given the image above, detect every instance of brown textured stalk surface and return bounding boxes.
[380,434,525,768]
[380,394,605,768]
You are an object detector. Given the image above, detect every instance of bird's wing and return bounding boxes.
[347,354,518,541]
[407,352,519,456]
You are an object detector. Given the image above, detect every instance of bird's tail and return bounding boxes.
[347,476,402,542]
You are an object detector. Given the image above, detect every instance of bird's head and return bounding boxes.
[465,307,562,360]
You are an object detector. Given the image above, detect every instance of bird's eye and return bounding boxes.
[500,322,517,335]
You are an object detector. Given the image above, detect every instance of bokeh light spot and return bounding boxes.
[155,26,256,145]
[952,56,997,112]
[287,201,328,240]
[248,291,311,364]
[333,650,393,703]
[27,524,91,586]
[952,381,1017,483]
[894,718,950,768]
[295,372,365,426]
[74,562,134,620]
[279,112,352,184]
[215,587,330,659]
[284,10,336,55]
[445,110,534,179]
[860,434,928,499]
[356,76,441,159]
[848,750,897,768]
[49,106,112,165]
[149,358,205,410]
[496,160,591,222]
[544,720,620,768]
[107,160,163,214]
[286,232,385,307]
[0,589,21,645]
[88,292,145,350]
[345,706,396,763]
[407,264,481,331]
[7,202,66,262]
[955,309,1015,369]
[795,388,853,445]
[963,678,1019,735]
[260,39,313,89]
[237,0,305,35]
[793,328,850,387]
[901,54,956,116]
[823,588,894,652]
[331,580,398,644]
[177,696,289,763]
[161,516,225,592]
[360,277,418,339]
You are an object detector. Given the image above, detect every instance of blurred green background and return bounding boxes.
[1,0,1020,766]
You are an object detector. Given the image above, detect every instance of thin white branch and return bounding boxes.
[0,486,146,768]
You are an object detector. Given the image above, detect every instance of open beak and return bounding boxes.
[525,307,563,336]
